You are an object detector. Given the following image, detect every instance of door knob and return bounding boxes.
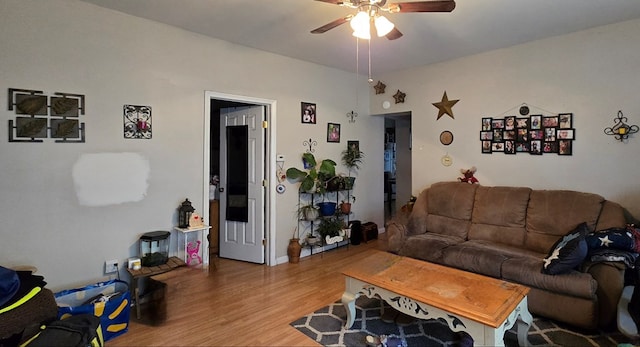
[218,187,224,193]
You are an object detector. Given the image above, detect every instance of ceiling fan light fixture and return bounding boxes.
[352,27,371,40]
[349,11,370,32]
[374,15,394,37]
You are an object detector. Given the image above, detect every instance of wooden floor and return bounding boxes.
[108,235,388,346]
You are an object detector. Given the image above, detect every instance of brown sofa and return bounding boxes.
[386,181,629,330]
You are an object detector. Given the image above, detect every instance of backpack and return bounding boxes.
[20,314,103,347]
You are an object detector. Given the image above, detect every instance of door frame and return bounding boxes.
[203,91,277,266]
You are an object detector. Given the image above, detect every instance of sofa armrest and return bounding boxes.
[584,261,625,328]
[386,221,408,254]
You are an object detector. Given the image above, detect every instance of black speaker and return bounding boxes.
[349,220,362,245]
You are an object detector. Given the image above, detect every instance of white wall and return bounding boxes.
[371,18,640,220]
[0,0,382,290]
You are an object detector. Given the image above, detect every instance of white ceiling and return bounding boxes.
[79,0,640,75]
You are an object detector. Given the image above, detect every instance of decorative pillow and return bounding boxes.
[585,227,635,251]
[542,222,589,275]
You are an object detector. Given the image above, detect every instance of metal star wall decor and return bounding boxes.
[374,81,386,94]
[393,90,406,104]
[432,91,459,120]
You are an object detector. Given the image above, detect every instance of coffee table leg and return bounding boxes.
[342,291,357,329]
[515,300,533,347]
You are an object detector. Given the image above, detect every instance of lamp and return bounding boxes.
[603,110,638,142]
[374,15,394,37]
[350,9,395,39]
[350,11,371,39]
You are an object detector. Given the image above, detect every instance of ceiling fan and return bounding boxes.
[311,0,456,40]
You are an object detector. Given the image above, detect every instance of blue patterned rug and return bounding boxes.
[291,296,632,346]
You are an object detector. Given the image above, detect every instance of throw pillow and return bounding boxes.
[542,222,589,275]
[585,227,635,251]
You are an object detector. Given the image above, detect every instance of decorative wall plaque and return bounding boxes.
[8,88,86,143]
[123,105,152,139]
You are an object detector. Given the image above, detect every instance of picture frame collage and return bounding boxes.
[480,113,574,155]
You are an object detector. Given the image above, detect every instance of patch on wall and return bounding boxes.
[72,152,150,206]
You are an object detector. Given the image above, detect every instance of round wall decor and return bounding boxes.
[439,130,453,145]
[441,154,453,167]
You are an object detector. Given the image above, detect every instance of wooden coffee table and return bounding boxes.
[341,250,532,347]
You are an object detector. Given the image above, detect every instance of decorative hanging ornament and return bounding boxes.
[433,91,459,120]
[393,90,406,104]
[374,81,386,94]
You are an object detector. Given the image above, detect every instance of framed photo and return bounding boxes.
[543,142,558,153]
[542,116,558,128]
[347,140,359,152]
[517,128,528,142]
[516,118,529,129]
[530,115,542,129]
[327,123,340,143]
[544,128,556,142]
[492,129,503,142]
[559,140,572,155]
[492,119,504,129]
[481,140,492,153]
[505,116,516,130]
[482,117,492,131]
[530,140,542,155]
[557,129,575,140]
[559,113,573,129]
[491,142,504,152]
[504,140,516,154]
[301,102,316,124]
[480,131,493,141]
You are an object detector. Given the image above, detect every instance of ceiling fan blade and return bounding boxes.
[386,27,403,40]
[311,15,353,34]
[392,1,456,13]
[314,0,348,4]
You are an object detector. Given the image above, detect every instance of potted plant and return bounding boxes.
[340,196,356,214]
[341,145,364,190]
[297,204,319,221]
[286,152,336,194]
[317,217,344,243]
[306,232,320,245]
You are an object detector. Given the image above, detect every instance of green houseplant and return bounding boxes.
[286,152,336,194]
[317,217,344,241]
[341,146,364,190]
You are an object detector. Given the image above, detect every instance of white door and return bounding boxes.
[218,106,265,263]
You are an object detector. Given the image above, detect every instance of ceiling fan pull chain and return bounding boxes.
[368,38,373,83]
[355,37,360,109]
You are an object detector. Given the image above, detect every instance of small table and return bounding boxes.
[174,226,211,266]
[341,250,532,347]
[126,256,186,319]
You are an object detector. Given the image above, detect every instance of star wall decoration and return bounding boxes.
[432,91,459,120]
[374,81,386,94]
[393,90,406,104]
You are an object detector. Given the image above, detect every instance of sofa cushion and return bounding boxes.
[427,182,477,220]
[468,186,531,247]
[441,243,508,278]
[542,222,589,275]
[596,200,626,231]
[398,233,463,264]
[525,190,604,253]
[502,257,597,299]
[426,214,471,240]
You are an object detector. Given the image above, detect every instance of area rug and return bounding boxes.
[291,296,633,346]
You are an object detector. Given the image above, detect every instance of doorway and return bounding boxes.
[383,113,411,224]
[203,92,276,266]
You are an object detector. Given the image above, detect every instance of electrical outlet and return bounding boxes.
[105,259,119,274]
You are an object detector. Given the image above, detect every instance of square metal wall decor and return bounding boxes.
[123,105,152,139]
[8,88,85,143]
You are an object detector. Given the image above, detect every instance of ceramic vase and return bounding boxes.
[288,238,302,263]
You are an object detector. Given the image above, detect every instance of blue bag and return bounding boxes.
[54,279,130,342]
